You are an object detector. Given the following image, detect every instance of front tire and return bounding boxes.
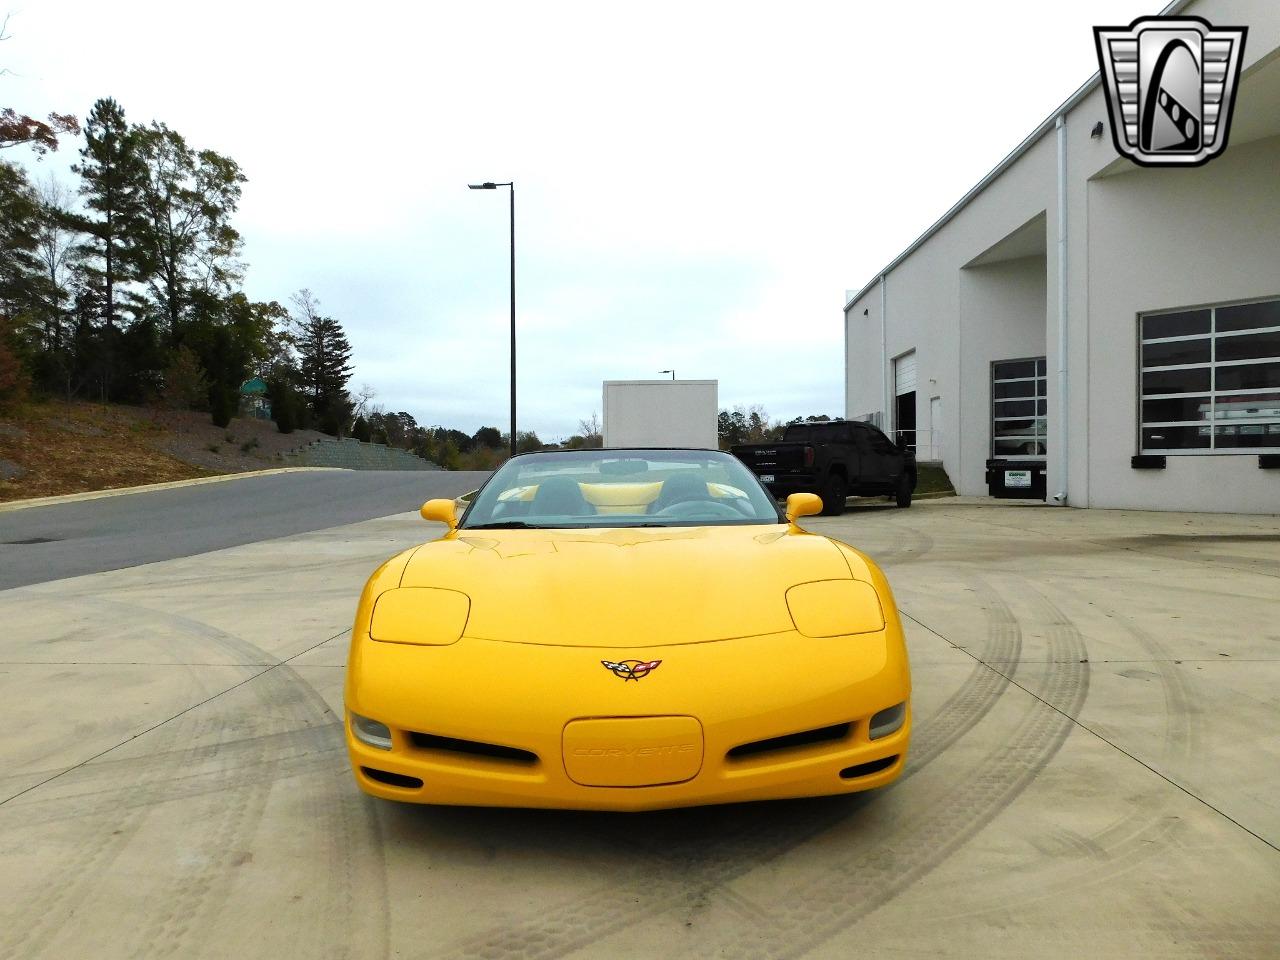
[821,476,847,516]
[895,473,913,508]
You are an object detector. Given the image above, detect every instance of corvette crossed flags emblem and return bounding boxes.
[600,659,662,681]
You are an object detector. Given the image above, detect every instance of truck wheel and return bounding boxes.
[821,477,847,516]
[895,473,913,508]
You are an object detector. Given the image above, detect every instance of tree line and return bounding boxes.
[348,410,606,471]
[0,94,356,434]
[717,406,832,448]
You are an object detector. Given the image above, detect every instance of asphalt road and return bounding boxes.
[0,470,489,591]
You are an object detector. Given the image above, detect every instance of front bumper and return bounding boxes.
[345,629,911,811]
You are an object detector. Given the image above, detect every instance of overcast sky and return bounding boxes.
[6,0,1156,439]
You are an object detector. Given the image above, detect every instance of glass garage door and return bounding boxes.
[1140,299,1280,453]
[992,357,1047,458]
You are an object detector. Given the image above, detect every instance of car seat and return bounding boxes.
[530,476,593,516]
[651,472,713,513]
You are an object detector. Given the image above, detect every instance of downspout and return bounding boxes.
[843,301,850,419]
[1054,114,1069,504]
[880,275,888,431]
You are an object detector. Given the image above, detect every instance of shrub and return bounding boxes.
[272,387,297,434]
[240,438,259,453]
[161,346,210,413]
[209,383,235,428]
[319,407,344,437]
[0,321,30,413]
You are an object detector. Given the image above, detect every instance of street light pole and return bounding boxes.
[508,183,516,459]
[469,180,517,458]
[660,369,675,380]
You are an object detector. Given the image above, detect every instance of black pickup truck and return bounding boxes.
[731,420,916,515]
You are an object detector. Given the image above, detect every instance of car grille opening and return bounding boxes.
[361,767,423,789]
[409,732,538,765]
[727,722,852,760]
[839,755,898,780]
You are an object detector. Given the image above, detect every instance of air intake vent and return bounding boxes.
[361,767,423,789]
[409,732,538,765]
[727,722,851,760]
[839,755,898,780]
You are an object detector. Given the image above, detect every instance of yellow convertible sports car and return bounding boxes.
[344,448,910,811]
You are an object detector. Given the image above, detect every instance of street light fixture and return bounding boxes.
[660,369,675,380]
[468,180,517,457]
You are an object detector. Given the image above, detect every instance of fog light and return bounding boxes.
[350,712,393,750]
[869,702,906,740]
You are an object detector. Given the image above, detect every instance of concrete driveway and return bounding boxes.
[0,499,1277,958]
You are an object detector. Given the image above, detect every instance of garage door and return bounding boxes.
[894,351,917,396]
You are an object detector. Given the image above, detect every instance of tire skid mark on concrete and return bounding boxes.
[900,570,1019,771]
[832,517,935,569]
[106,601,388,960]
[3,599,288,959]
[431,569,1022,960]
[2,729,344,827]
[701,578,1090,960]
[914,584,1207,927]
[0,598,229,960]
[0,596,387,960]
[847,579,1214,938]
[1,729,344,826]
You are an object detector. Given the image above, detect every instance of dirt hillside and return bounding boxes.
[0,401,327,503]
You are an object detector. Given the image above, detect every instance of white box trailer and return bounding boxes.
[602,380,718,449]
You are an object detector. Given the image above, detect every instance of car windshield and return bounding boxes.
[461,449,783,529]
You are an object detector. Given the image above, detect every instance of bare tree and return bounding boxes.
[352,382,377,419]
[35,172,79,351]
[577,411,603,448]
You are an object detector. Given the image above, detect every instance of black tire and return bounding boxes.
[895,473,913,508]
[820,476,847,516]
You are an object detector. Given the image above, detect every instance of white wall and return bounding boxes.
[1083,133,1280,512]
[843,0,1280,513]
[845,132,1056,494]
[958,255,1047,495]
[602,380,718,449]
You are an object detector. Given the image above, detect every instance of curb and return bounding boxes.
[0,467,349,513]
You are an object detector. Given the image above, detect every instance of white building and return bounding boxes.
[844,0,1279,512]
[602,380,718,449]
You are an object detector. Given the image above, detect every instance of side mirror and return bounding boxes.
[785,492,823,522]
[420,498,458,530]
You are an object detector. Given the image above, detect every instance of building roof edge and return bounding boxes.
[842,0,1193,314]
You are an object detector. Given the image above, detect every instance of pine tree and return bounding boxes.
[72,98,146,399]
[291,289,353,435]
[0,161,52,321]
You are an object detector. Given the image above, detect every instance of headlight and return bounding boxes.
[785,580,885,637]
[369,587,470,645]
[350,712,393,750]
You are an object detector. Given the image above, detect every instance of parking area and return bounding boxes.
[1,499,1277,959]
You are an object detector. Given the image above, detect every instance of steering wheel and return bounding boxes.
[653,499,743,518]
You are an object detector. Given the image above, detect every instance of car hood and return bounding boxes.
[396,524,871,648]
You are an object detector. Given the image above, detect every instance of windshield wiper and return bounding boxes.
[463,521,546,530]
